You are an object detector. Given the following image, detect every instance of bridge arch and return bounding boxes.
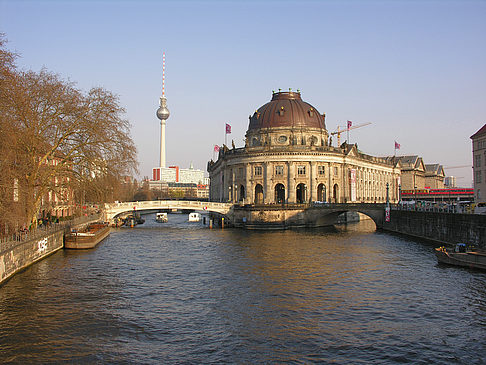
[104,200,233,222]
[308,204,386,229]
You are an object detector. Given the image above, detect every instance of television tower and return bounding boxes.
[156,52,170,168]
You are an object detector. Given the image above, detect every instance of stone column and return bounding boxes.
[309,161,316,203]
[288,162,296,203]
[245,163,251,204]
[231,168,236,202]
[265,162,273,203]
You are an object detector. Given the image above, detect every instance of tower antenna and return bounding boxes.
[162,52,166,97]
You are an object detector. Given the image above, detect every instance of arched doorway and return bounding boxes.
[296,183,306,204]
[239,185,245,202]
[317,183,326,202]
[254,184,264,204]
[333,184,339,203]
[275,183,285,204]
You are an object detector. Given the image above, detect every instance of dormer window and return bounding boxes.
[308,108,314,117]
[278,106,285,116]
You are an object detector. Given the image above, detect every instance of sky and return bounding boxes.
[1,0,485,186]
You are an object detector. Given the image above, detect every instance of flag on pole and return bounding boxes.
[214,145,220,152]
[395,141,401,149]
[225,123,232,134]
[347,120,352,129]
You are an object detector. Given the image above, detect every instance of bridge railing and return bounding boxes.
[105,200,232,212]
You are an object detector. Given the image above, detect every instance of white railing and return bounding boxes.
[104,200,233,220]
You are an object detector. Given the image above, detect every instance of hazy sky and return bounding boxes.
[1,0,485,186]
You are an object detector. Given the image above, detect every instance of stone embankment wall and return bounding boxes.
[0,230,64,285]
[0,214,102,286]
[383,210,486,248]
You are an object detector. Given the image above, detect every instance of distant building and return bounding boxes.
[395,156,444,191]
[152,164,205,184]
[471,124,486,202]
[425,164,445,189]
[149,164,208,199]
[396,156,426,190]
[444,176,457,188]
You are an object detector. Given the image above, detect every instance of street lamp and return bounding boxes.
[414,186,417,211]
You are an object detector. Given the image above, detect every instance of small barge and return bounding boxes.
[435,243,486,270]
[156,212,168,223]
[64,222,110,249]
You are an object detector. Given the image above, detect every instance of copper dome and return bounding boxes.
[248,91,326,131]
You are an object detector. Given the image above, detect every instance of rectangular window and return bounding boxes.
[476,170,482,183]
[318,165,325,175]
[254,166,262,176]
[275,166,284,176]
[238,167,244,177]
[297,166,306,175]
[476,154,481,167]
[333,166,338,175]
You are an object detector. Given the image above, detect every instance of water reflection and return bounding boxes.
[0,214,485,363]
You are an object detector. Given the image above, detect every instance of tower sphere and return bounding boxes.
[156,97,170,120]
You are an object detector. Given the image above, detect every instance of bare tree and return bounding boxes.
[0,36,138,229]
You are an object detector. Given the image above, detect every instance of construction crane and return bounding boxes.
[330,122,371,146]
[444,165,471,169]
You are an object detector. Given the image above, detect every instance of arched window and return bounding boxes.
[333,184,339,203]
[296,183,307,204]
[239,185,245,202]
[254,184,264,204]
[317,183,326,202]
[275,183,285,204]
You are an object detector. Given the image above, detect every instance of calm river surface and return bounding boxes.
[1,214,485,364]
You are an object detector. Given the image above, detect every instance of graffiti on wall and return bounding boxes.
[37,237,48,253]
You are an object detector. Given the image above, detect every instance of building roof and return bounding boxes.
[425,164,445,177]
[397,155,425,171]
[248,91,326,131]
[470,124,486,139]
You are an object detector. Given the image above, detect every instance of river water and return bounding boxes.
[1,214,485,364]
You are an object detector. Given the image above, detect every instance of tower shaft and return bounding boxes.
[160,119,166,168]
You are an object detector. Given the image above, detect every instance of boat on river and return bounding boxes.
[65,222,110,249]
[434,243,486,270]
[156,212,168,223]
[188,212,200,222]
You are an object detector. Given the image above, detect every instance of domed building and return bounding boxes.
[208,90,401,205]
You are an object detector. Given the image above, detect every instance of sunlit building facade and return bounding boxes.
[208,91,401,204]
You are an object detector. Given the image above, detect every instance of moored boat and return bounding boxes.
[188,212,200,222]
[156,212,168,223]
[434,243,486,270]
[65,222,110,249]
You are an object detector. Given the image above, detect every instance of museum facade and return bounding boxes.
[208,90,401,205]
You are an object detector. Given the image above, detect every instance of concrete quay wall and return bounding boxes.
[0,230,64,285]
[230,206,362,229]
[383,210,486,248]
[0,214,102,286]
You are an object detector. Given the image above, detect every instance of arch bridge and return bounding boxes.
[104,200,388,229]
[104,200,233,222]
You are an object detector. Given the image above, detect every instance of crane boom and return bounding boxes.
[444,165,471,169]
[330,122,372,146]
